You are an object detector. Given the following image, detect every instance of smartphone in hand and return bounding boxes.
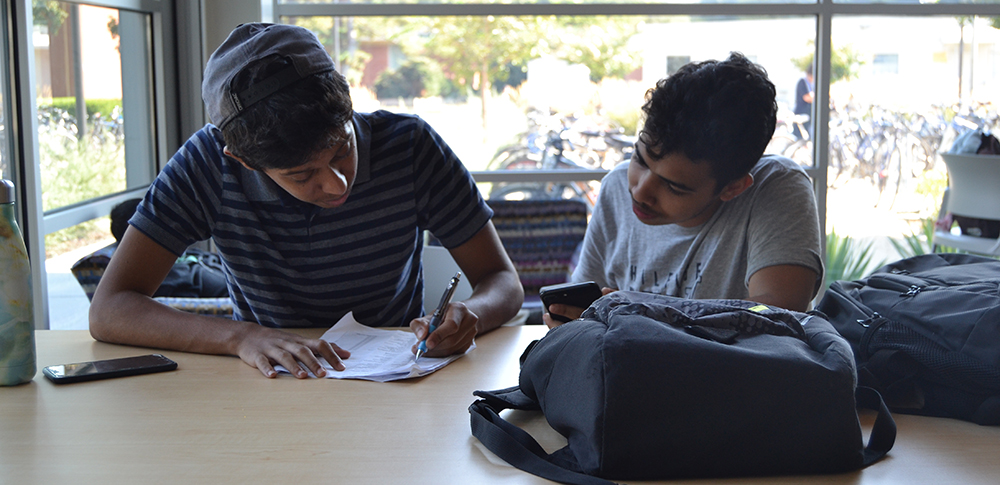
[539,281,603,323]
[43,354,178,384]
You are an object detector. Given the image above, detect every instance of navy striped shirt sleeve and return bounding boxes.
[405,116,492,248]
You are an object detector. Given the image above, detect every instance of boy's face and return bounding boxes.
[262,121,358,209]
[627,135,751,227]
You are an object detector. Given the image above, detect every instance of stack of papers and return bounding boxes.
[276,312,473,382]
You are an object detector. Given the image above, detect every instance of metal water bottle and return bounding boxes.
[0,179,36,385]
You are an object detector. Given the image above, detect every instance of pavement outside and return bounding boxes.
[45,238,113,330]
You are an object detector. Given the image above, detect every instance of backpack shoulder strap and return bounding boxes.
[469,398,616,485]
[856,386,897,466]
[470,386,895,482]
[473,386,540,411]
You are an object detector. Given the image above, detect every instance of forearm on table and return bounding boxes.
[89,290,251,357]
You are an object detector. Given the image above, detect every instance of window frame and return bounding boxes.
[7,0,185,329]
[5,0,999,328]
[266,0,1000,238]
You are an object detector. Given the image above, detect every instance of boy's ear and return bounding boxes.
[223,147,256,171]
[718,173,754,202]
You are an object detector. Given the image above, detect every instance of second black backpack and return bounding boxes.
[816,253,1000,425]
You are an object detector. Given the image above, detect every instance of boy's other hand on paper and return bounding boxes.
[235,325,351,378]
[410,302,478,357]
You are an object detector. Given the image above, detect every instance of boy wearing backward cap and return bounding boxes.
[90,23,523,378]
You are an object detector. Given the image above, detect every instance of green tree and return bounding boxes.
[551,17,640,82]
[330,15,640,131]
[793,44,865,84]
[374,58,446,100]
[426,16,543,131]
[33,0,67,34]
[107,17,119,51]
[288,16,374,87]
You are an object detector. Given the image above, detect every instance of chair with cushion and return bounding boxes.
[70,244,116,302]
[71,244,233,316]
[932,153,1000,256]
[488,198,589,321]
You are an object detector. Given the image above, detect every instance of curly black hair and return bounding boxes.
[640,52,777,189]
[221,55,354,171]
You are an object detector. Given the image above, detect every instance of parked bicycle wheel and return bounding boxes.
[488,182,551,202]
[488,182,594,206]
[785,140,813,167]
[487,150,540,171]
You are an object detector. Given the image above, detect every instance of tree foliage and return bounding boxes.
[33,0,68,34]
[793,44,865,84]
[374,58,447,99]
[550,17,640,82]
[286,16,373,87]
[352,15,640,94]
[425,16,542,93]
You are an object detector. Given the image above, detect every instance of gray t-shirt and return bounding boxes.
[572,156,824,300]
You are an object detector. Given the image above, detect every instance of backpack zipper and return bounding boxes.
[831,286,877,324]
[858,313,891,361]
[867,274,921,292]
[828,285,891,361]
[856,311,881,328]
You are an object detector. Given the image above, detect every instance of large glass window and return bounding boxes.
[13,0,176,329]
[826,16,1000,273]
[273,2,1000,297]
[34,3,155,215]
[283,14,817,209]
[276,0,818,4]
[13,1,997,327]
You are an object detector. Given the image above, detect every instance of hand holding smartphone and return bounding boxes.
[539,281,604,323]
[43,354,178,384]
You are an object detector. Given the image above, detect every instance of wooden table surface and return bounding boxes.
[2,326,999,484]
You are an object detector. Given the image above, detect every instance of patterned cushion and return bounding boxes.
[71,245,233,316]
[153,297,233,316]
[70,245,116,301]
[488,199,589,298]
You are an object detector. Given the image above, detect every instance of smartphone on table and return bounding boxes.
[42,354,178,384]
[539,281,604,323]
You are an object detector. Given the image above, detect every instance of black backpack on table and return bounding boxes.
[471,292,895,484]
[816,253,1000,425]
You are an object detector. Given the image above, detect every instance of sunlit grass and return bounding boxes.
[38,106,124,258]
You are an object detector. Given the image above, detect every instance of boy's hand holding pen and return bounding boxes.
[414,271,463,360]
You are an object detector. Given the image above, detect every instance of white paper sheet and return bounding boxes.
[275,312,473,382]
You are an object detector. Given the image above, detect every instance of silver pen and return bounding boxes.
[415,271,462,361]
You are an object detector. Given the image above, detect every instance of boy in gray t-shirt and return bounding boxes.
[546,53,823,327]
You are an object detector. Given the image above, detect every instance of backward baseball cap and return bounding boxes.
[202,23,335,130]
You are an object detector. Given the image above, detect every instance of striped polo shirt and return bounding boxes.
[130,111,492,328]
